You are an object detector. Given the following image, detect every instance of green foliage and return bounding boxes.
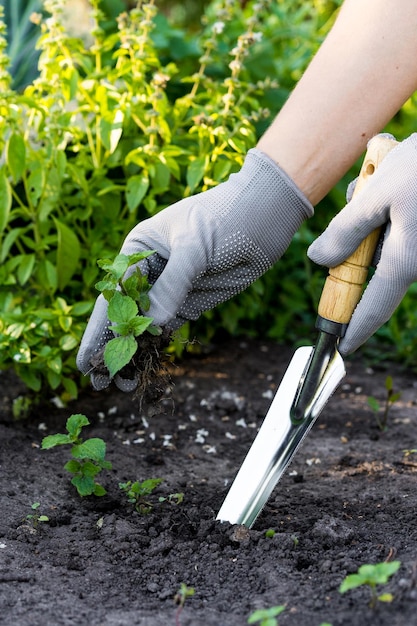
[1,0,416,400]
[119,477,163,514]
[339,561,401,609]
[0,0,276,398]
[367,376,401,432]
[95,251,161,378]
[25,501,49,527]
[247,606,286,626]
[174,583,195,626]
[158,492,184,505]
[119,477,184,513]
[41,413,112,496]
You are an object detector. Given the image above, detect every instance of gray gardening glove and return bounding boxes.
[77,148,313,390]
[308,133,417,356]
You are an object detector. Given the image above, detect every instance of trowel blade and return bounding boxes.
[216,346,345,528]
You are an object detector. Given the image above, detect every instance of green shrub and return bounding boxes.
[1,0,416,402]
[0,0,270,398]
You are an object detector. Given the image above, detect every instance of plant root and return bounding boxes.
[89,327,173,408]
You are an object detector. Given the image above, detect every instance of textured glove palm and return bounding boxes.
[308,133,417,355]
[77,148,313,390]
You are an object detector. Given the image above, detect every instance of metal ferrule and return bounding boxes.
[290,315,346,424]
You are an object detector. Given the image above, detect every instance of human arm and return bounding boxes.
[258,0,417,204]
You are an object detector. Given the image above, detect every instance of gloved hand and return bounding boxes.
[77,148,313,390]
[308,133,417,356]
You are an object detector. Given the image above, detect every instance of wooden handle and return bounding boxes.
[317,135,398,325]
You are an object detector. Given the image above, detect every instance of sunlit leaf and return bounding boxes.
[97,253,129,280]
[100,109,124,154]
[17,253,35,286]
[6,132,26,183]
[126,174,149,212]
[0,168,12,234]
[27,165,44,206]
[186,155,207,192]
[54,218,81,290]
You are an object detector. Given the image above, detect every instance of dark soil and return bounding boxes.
[1,338,417,626]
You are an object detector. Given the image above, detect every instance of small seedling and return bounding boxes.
[265,528,276,539]
[174,583,195,626]
[12,396,33,421]
[41,413,112,497]
[158,492,184,505]
[25,502,49,528]
[339,560,401,608]
[367,375,401,431]
[247,605,286,626]
[119,478,163,514]
[95,252,162,378]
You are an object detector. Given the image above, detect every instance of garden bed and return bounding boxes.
[1,338,417,626]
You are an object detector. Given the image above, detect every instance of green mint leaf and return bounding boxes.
[93,484,107,497]
[147,325,162,336]
[367,397,380,413]
[122,273,140,300]
[126,250,155,267]
[41,433,72,449]
[64,459,82,474]
[76,460,102,478]
[126,174,150,212]
[129,315,153,336]
[378,593,394,603]
[97,254,129,280]
[71,475,96,497]
[104,335,137,378]
[66,413,90,439]
[339,573,364,593]
[138,292,151,311]
[95,278,118,293]
[72,438,108,464]
[109,322,131,336]
[107,291,138,323]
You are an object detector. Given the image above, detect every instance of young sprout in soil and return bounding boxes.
[264,528,276,539]
[158,492,184,505]
[41,414,112,497]
[174,583,195,626]
[367,375,401,432]
[247,605,286,626]
[92,252,172,401]
[12,395,33,420]
[25,502,49,528]
[403,448,417,457]
[119,478,163,514]
[339,560,401,609]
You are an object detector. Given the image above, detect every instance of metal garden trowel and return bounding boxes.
[216,134,398,528]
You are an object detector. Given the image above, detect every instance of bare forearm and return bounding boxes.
[257,0,417,205]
